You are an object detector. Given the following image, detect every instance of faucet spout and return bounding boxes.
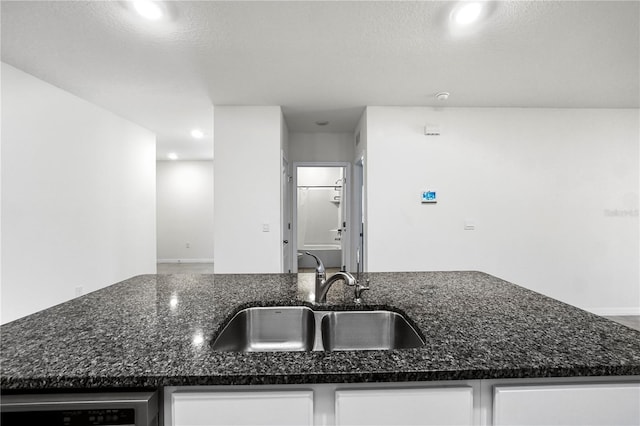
[304,252,355,304]
[319,272,356,303]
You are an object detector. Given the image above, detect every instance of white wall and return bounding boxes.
[354,113,367,163]
[157,160,214,263]
[289,133,354,163]
[297,166,344,187]
[366,107,639,314]
[213,106,283,273]
[1,62,157,324]
[297,167,344,249]
[281,111,290,161]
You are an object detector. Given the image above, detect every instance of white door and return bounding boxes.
[282,155,292,273]
[352,158,365,275]
[339,169,348,271]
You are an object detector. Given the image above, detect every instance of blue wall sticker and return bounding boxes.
[421,191,437,203]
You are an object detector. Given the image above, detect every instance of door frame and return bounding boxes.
[352,154,366,275]
[281,152,292,273]
[291,162,352,273]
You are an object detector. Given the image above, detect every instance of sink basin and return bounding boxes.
[211,306,424,352]
[321,310,425,351]
[211,306,316,352]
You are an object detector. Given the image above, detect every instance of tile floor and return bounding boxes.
[156,263,640,332]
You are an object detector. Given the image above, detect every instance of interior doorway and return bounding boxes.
[293,162,351,273]
[282,154,292,273]
[353,155,365,276]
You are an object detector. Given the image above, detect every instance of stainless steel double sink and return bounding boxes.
[211,306,424,352]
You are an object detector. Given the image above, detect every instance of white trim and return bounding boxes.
[281,150,292,274]
[584,307,640,316]
[157,259,214,264]
[353,153,366,274]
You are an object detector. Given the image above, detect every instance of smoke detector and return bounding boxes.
[436,92,450,101]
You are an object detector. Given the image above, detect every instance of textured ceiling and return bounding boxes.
[2,1,638,160]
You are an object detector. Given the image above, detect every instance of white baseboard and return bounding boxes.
[584,307,640,316]
[157,259,214,264]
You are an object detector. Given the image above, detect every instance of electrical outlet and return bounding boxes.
[75,286,84,297]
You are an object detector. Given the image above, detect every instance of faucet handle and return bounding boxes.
[304,251,325,276]
[354,279,370,304]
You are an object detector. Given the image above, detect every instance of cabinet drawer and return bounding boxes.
[493,383,640,426]
[335,387,473,426]
[172,390,313,426]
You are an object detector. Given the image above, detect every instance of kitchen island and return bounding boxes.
[2,272,639,425]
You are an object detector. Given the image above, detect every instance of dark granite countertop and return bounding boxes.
[1,271,639,390]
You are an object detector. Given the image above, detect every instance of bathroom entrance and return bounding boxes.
[293,163,351,273]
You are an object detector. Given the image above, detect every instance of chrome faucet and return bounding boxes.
[304,252,356,304]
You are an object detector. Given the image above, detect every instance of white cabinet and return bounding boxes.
[335,387,473,426]
[172,390,314,426]
[165,377,640,426]
[493,383,640,426]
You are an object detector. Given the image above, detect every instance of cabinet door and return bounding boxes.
[335,387,473,426]
[172,390,313,426]
[493,383,640,426]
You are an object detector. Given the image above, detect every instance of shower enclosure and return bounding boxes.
[295,165,348,270]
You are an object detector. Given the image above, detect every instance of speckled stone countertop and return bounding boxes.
[2,271,639,391]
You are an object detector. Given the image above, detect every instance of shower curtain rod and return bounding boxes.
[297,185,342,189]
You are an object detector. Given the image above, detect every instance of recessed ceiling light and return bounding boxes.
[452,2,483,26]
[133,0,163,21]
[436,92,450,101]
[191,129,204,139]
[315,121,330,126]
[167,152,178,160]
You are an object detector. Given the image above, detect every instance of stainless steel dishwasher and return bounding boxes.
[0,391,158,426]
